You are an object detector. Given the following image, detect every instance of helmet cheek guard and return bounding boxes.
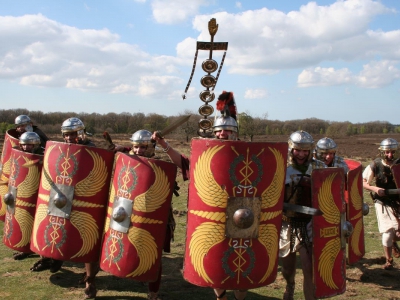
[61,117,86,142]
[315,137,337,160]
[129,130,155,158]
[212,116,238,140]
[19,132,41,153]
[378,138,399,161]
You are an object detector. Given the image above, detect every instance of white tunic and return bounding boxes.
[363,164,399,233]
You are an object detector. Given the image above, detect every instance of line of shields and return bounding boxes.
[0,130,372,298]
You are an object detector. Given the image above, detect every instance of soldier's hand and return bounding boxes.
[113,144,125,152]
[151,132,161,142]
[152,132,168,149]
[377,188,385,197]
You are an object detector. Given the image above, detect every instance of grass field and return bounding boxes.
[1,139,400,300]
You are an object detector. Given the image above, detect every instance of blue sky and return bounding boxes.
[0,0,399,123]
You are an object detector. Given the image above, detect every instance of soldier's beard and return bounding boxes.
[385,156,394,163]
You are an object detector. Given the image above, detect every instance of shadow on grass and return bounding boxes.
[347,256,400,292]
[45,255,282,299]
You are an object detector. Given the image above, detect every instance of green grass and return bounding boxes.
[1,170,400,299]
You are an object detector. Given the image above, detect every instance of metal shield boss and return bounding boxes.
[30,141,114,263]
[0,129,20,222]
[183,138,288,289]
[345,159,366,264]
[3,148,42,253]
[312,168,347,298]
[100,153,177,281]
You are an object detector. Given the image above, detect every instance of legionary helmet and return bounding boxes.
[288,130,314,164]
[19,132,41,152]
[315,137,337,160]
[130,129,155,157]
[61,117,86,141]
[212,116,238,133]
[378,138,398,160]
[15,115,33,132]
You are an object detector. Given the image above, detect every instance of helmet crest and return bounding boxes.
[212,91,238,136]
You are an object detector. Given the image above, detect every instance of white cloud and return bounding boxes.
[236,2,242,9]
[297,60,400,88]
[138,75,183,96]
[191,0,397,75]
[297,67,353,87]
[151,0,209,24]
[1,0,400,98]
[356,60,400,88]
[244,88,267,99]
[0,14,184,97]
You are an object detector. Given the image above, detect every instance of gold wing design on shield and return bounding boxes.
[194,145,228,208]
[318,173,340,224]
[349,172,363,256]
[0,157,11,181]
[17,156,40,198]
[318,237,340,289]
[189,222,225,284]
[70,211,99,258]
[126,227,158,277]
[350,218,363,256]
[258,224,278,283]
[260,147,285,221]
[350,173,362,212]
[14,208,34,247]
[317,172,341,289]
[133,162,171,212]
[42,144,56,191]
[1,138,17,180]
[0,184,7,217]
[75,148,108,197]
[104,183,116,234]
[32,203,48,250]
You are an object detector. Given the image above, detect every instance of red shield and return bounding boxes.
[391,164,400,188]
[183,138,287,289]
[345,159,365,264]
[312,168,346,298]
[3,148,42,253]
[30,141,114,263]
[100,153,177,281]
[0,129,20,222]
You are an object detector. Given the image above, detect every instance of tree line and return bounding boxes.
[0,108,399,139]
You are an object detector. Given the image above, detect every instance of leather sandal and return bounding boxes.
[13,252,32,260]
[50,259,64,273]
[383,258,394,270]
[78,272,87,285]
[30,257,53,272]
[79,265,100,285]
[84,275,97,299]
